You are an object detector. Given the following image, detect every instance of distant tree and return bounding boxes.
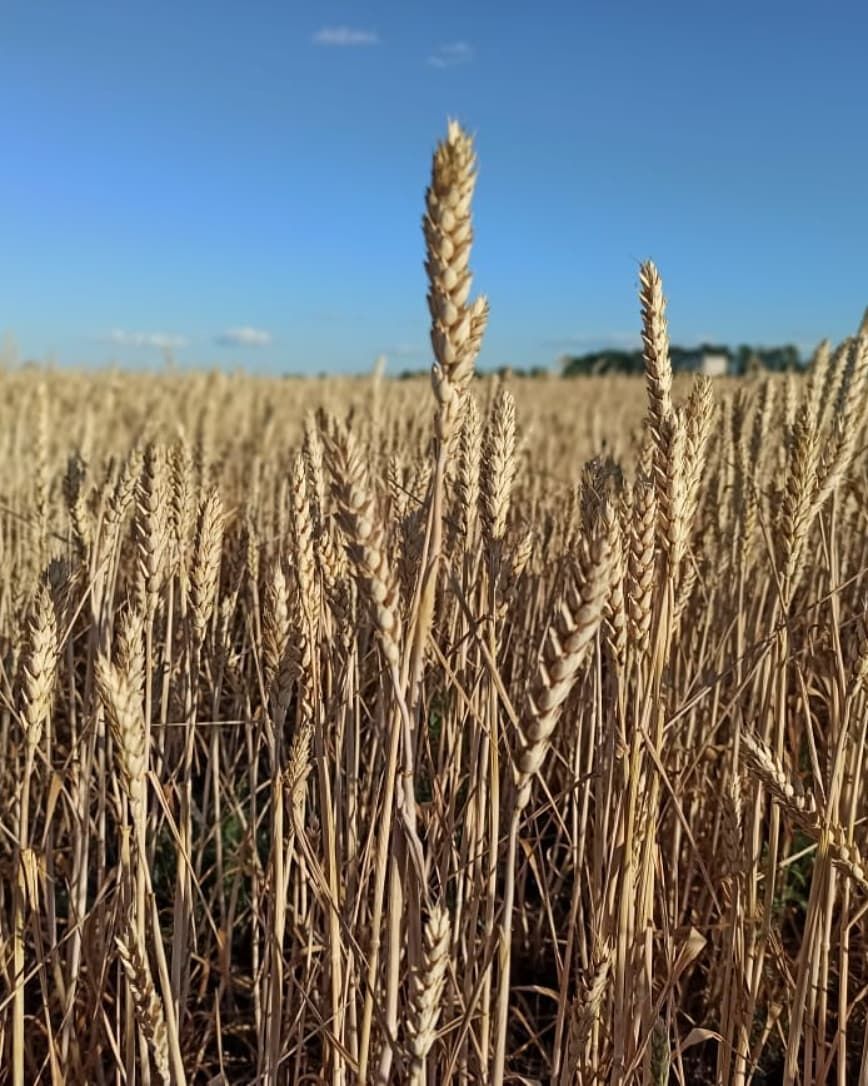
[735,345,752,375]
[753,345,800,372]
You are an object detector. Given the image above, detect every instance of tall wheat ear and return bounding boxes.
[639,260,686,572]
[424,119,488,442]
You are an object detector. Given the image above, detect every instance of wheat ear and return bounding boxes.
[516,521,612,810]
[323,423,402,668]
[190,486,224,646]
[562,947,611,1084]
[408,904,451,1082]
[481,387,517,548]
[135,442,170,619]
[21,584,58,756]
[96,654,148,834]
[425,119,489,441]
[115,934,172,1086]
[456,393,481,541]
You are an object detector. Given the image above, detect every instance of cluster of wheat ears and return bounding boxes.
[2,122,868,1085]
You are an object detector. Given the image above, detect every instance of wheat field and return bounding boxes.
[2,122,868,1085]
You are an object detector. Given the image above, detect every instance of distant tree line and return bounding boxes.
[392,343,803,382]
[559,343,802,377]
[395,364,552,380]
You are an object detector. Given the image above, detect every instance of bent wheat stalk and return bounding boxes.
[492,523,612,1085]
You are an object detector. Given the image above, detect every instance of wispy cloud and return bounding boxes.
[216,326,272,348]
[428,41,474,68]
[103,329,188,350]
[313,26,379,47]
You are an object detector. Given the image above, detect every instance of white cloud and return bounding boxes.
[216,326,273,348]
[104,329,188,350]
[313,26,379,47]
[428,41,474,68]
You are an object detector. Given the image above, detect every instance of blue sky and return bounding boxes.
[2,1,867,373]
